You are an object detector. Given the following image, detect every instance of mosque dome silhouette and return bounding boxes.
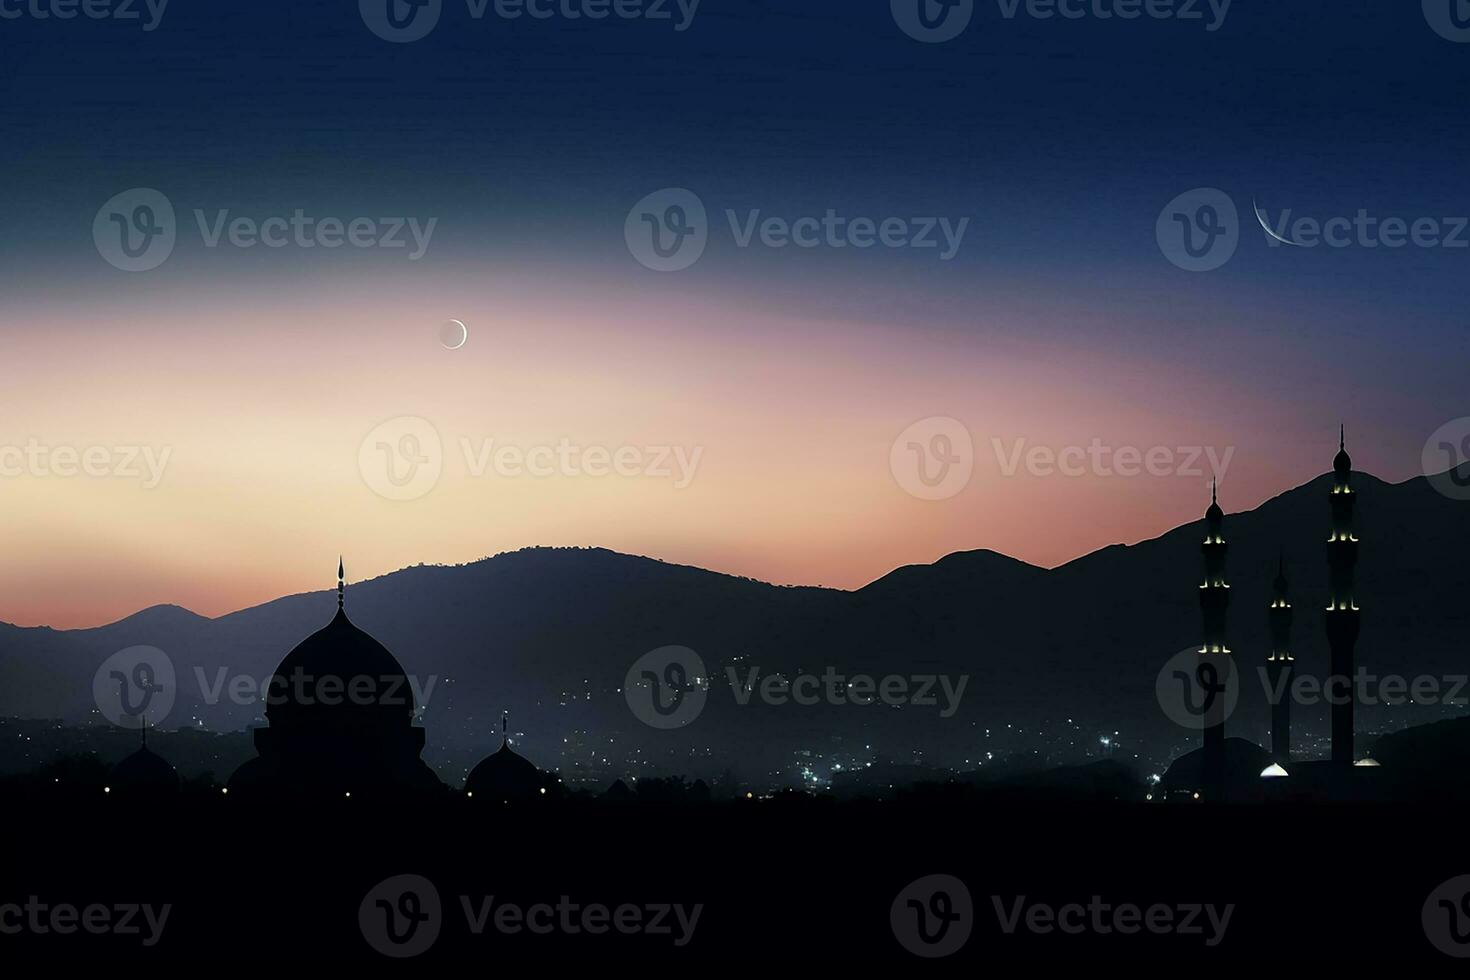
[466,715,556,802]
[266,607,416,726]
[226,560,445,798]
[107,737,179,797]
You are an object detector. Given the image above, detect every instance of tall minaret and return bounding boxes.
[1326,427,1360,766]
[1266,555,1294,765]
[1199,481,1230,799]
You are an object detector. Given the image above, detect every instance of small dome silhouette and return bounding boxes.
[466,742,549,802]
[108,743,179,796]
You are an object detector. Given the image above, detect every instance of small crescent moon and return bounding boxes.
[1253,199,1304,247]
[440,319,469,350]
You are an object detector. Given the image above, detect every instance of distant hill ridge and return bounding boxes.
[2,466,1467,783]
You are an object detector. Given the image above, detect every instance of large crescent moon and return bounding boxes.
[440,319,469,350]
[1253,199,1304,247]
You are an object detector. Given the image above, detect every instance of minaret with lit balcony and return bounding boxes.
[1266,556,1294,765]
[1198,481,1230,799]
[1326,427,1360,766]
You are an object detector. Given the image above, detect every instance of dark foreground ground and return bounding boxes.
[2,797,1464,962]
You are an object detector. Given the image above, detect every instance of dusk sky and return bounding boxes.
[3,2,1469,627]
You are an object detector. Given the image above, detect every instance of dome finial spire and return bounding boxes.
[501,711,508,747]
[1340,423,1345,451]
[337,556,345,611]
[1212,478,1217,504]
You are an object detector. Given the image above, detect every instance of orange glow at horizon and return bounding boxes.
[0,266,1392,629]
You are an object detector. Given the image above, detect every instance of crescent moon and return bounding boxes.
[1253,199,1304,247]
[440,319,469,350]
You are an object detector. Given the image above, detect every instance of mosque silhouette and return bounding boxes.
[107,560,552,800]
[105,432,1385,804]
[1160,429,1385,802]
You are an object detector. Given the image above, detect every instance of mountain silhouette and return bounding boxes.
[3,467,1467,785]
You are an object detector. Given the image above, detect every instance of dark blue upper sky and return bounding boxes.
[3,1,1468,438]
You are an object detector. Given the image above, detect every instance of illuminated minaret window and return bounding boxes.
[1266,555,1294,765]
[1326,426,1361,766]
[1198,481,1230,799]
